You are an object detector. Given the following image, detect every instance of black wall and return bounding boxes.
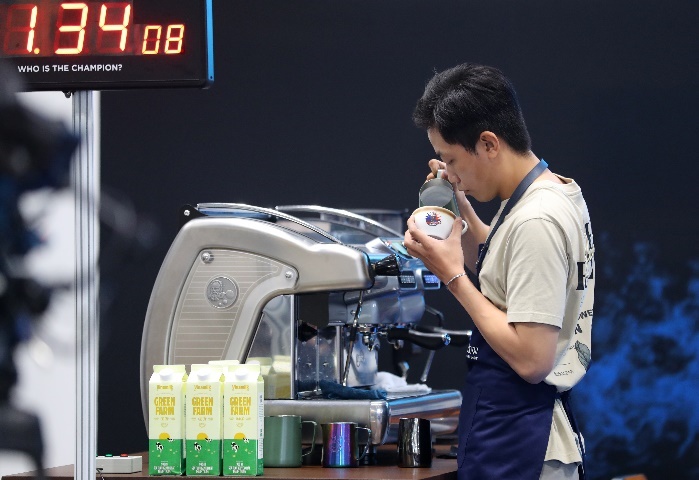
[98,1,699,479]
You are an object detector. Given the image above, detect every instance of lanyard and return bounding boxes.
[475,159,548,279]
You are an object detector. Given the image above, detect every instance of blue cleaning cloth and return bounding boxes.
[318,380,387,400]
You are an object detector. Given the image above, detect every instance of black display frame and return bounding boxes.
[2,0,214,91]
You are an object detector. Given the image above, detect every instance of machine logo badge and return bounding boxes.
[206,276,239,309]
[425,211,442,226]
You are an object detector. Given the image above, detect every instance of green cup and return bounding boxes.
[263,415,317,467]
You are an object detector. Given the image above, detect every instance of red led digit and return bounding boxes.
[164,24,184,54]
[97,3,131,53]
[141,25,161,54]
[4,4,38,55]
[55,2,88,54]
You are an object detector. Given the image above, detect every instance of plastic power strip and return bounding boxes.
[96,455,143,474]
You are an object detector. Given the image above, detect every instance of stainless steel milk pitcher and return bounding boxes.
[418,169,460,217]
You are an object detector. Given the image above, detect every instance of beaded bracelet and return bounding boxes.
[445,272,467,287]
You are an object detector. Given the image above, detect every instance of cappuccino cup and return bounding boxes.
[412,206,467,240]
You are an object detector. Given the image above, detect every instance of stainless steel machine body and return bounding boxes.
[140,204,462,446]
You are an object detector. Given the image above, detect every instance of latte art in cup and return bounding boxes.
[412,206,467,240]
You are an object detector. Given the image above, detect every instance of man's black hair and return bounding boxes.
[412,63,532,154]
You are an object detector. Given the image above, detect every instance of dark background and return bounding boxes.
[97,1,699,479]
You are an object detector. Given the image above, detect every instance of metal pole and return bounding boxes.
[71,90,99,480]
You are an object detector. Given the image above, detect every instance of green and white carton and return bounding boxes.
[222,363,264,476]
[186,364,225,476]
[148,364,187,476]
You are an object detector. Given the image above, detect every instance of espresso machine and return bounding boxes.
[140,203,466,447]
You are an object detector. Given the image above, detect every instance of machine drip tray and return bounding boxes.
[265,389,462,445]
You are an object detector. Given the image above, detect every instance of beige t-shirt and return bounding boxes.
[478,175,595,464]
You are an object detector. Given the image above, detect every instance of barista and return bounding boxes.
[403,63,594,480]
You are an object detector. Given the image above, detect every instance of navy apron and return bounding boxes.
[456,160,583,480]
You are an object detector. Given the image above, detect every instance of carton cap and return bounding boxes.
[152,364,186,379]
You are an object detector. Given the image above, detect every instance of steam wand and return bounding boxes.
[342,289,365,386]
[341,254,399,385]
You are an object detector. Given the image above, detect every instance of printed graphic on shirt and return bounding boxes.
[576,222,595,291]
[572,222,594,372]
[575,341,591,371]
[575,309,593,371]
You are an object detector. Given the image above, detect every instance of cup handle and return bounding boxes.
[460,219,468,235]
[301,420,317,457]
[356,427,372,461]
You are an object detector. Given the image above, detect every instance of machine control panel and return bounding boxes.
[398,270,416,288]
[371,239,442,290]
[421,270,441,289]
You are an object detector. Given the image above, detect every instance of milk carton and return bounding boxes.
[245,360,266,422]
[148,364,187,476]
[245,359,267,408]
[208,359,240,371]
[269,356,292,399]
[186,364,225,476]
[222,363,264,476]
[247,357,275,399]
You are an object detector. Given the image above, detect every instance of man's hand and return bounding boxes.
[404,214,466,283]
[426,159,446,181]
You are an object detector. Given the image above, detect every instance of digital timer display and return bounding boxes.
[3,0,213,91]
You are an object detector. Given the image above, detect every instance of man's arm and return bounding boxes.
[445,274,560,384]
[404,216,562,384]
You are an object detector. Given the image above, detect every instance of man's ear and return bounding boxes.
[479,131,500,157]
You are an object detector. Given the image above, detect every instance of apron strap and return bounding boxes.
[476,158,548,280]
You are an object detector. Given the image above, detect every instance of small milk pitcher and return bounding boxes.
[321,422,371,467]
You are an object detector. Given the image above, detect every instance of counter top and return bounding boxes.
[3,447,458,480]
